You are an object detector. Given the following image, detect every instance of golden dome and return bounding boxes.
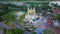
[29,9,34,14]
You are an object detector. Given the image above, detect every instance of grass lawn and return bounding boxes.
[43,30,55,34]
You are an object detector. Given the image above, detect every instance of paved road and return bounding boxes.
[0,21,31,34]
[0,22,10,30]
[0,29,2,34]
[0,21,10,34]
[14,23,31,34]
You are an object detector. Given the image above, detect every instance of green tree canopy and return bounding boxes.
[3,12,16,21]
[19,14,25,23]
[56,14,60,21]
[8,28,23,34]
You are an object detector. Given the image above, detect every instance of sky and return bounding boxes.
[0,1,60,6]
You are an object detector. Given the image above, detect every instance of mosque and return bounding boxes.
[24,7,47,24]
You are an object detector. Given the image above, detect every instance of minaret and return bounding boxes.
[33,7,36,18]
[27,5,29,16]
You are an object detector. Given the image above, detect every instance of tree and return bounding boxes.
[3,13,16,21]
[43,30,55,34]
[8,28,23,34]
[0,17,3,22]
[19,14,25,23]
[56,14,60,21]
[40,2,50,10]
[3,28,6,34]
[0,4,9,16]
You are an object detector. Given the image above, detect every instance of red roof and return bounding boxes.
[53,8,59,14]
[47,17,51,26]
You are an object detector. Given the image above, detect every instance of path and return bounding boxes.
[13,23,31,34]
[0,21,10,34]
[0,21,31,34]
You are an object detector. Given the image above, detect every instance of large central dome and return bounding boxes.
[29,9,34,15]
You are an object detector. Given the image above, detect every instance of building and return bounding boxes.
[25,7,40,24]
[24,7,47,24]
[53,7,59,14]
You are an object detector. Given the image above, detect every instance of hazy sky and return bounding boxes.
[0,1,60,6]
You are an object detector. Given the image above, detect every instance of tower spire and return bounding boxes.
[27,5,30,10]
[33,7,35,16]
[27,5,30,16]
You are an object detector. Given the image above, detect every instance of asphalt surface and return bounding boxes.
[0,21,31,34]
[14,23,31,34]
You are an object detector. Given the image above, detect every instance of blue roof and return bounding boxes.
[34,27,47,34]
[33,18,40,21]
[34,30,40,34]
[34,30,42,34]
